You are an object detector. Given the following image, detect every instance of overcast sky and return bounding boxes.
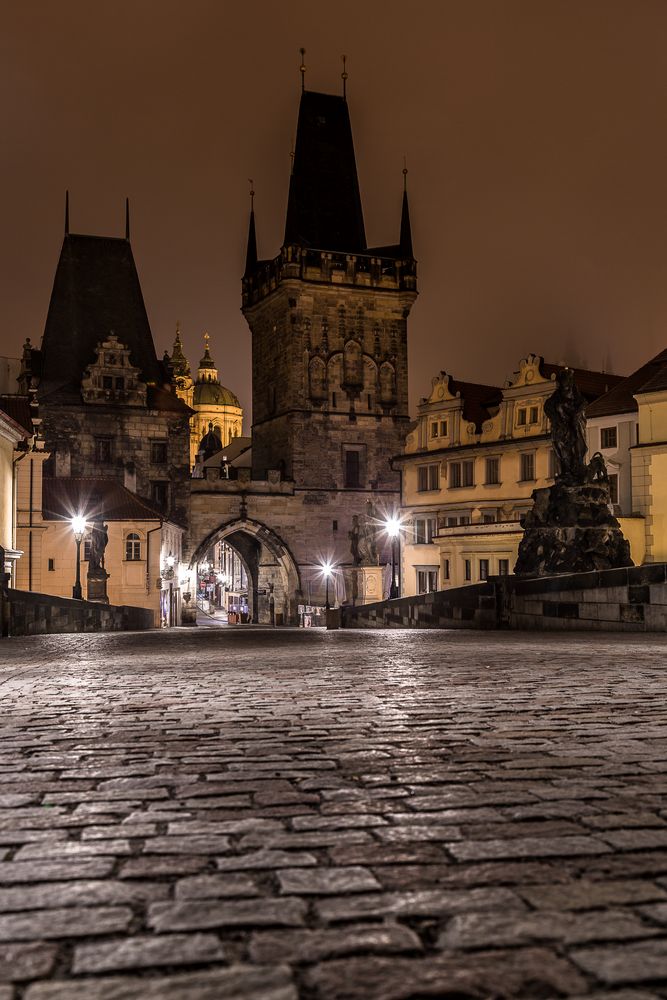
[3,0,667,418]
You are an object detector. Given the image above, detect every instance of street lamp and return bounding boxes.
[384,515,401,599]
[321,561,333,611]
[71,515,86,600]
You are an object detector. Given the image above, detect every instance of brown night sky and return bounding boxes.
[3,0,667,418]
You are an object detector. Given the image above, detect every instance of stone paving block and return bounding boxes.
[72,932,226,973]
[24,965,297,999]
[290,814,387,830]
[572,940,667,984]
[238,830,372,849]
[119,856,207,878]
[316,886,525,922]
[438,907,658,949]
[139,835,232,854]
[175,873,260,899]
[148,896,307,931]
[81,824,156,839]
[303,946,587,999]
[14,840,132,860]
[216,849,318,870]
[0,941,57,980]
[0,880,169,912]
[0,860,115,884]
[603,830,667,850]
[447,834,612,861]
[0,905,132,941]
[167,818,283,835]
[329,844,447,866]
[520,880,667,910]
[249,923,423,963]
[277,866,381,895]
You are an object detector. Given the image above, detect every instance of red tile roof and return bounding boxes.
[42,478,167,523]
[0,396,33,436]
[585,349,667,417]
[540,362,624,402]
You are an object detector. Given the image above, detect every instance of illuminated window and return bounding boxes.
[430,421,439,438]
[520,452,536,481]
[414,517,437,544]
[485,457,500,485]
[125,533,141,561]
[601,427,617,449]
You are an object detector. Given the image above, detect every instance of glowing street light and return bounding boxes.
[70,515,86,600]
[384,515,402,599]
[320,561,334,611]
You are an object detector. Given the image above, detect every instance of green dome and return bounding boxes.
[193,381,241,408]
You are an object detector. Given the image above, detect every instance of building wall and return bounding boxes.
[40,403,191,523]
[586,414,637,515]
[0,425,17,556]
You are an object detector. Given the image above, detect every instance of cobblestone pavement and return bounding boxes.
[1,628,667,998]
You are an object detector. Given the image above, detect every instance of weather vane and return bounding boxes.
[341,54,348,99]
[299,47,306,92]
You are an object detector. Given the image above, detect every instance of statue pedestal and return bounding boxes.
[344,566,384,606]
[86,571,110,604]
[515,482,633,576]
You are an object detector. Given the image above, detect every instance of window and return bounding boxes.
[417,464,440,492]
[344,450,361,488]
[440,420,448,437]
[48,558,55,572]
[601,426,617,449]
[417,569,439,594]
[464,559,471,582]
[115,377,125,390]
[333,520,338,531]
[125,533,141,561]
[608,474,619,505]
[446,516,458,527]
[498,559,510,575]
[150,482,169,510]
[443,559,450,580]
[414,517,437,544]
[479,559,489,581]
[459,514,470,525]
[151,441,168,465]
[517,408,527,426]
[485,457,500,485]
[520,452,536,481]
[449,460,474,488]
[95,437,112,464]
[529,406,539,424]
[430,421,439,438]
[482,513,495,524]
[102,375,113,390]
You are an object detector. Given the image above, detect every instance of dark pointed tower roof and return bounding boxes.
[244,186,258,277]
[399,172,413,258]
[169,324,190,378]
[39,232,163,400]
[283,90,366,253]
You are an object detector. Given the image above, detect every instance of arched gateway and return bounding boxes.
[189,517,301,625]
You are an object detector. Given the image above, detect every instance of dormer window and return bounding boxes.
[517,408,527,426]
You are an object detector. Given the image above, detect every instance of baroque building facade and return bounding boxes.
[168,328,243,468]
[184,84,417,623]
[397,355,627,594]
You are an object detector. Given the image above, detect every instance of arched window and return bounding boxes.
[125,533,141,561]
[343,340,363,390]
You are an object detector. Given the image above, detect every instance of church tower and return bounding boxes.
[242,86,417,495]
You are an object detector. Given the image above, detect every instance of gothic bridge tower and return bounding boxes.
[242,85,417,497]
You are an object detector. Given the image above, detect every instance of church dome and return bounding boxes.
[193,381,241,408]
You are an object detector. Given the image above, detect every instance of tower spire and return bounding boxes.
[65,190,69,235]
[125,197,130,240]
[299,48,306,93]
[341,55,348,100]
[244,179,257,277]
[399,165,413,258]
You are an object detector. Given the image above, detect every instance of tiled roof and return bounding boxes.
[283,91,366,253]
[42,478,166,523]
[0,395,33,435]
[586,349,667,417]
[39,234,163,400]
[449,379,503,431]
[540,362,624,402]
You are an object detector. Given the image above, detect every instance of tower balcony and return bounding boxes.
[242,244,417,308]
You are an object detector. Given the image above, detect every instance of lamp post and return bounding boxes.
[322,562,333,611]
[385,515,401,599]
[71,515,86,600]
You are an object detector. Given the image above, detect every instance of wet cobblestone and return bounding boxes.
[0,627,666,997]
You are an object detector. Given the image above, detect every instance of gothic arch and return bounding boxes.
[189,517,302,625]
